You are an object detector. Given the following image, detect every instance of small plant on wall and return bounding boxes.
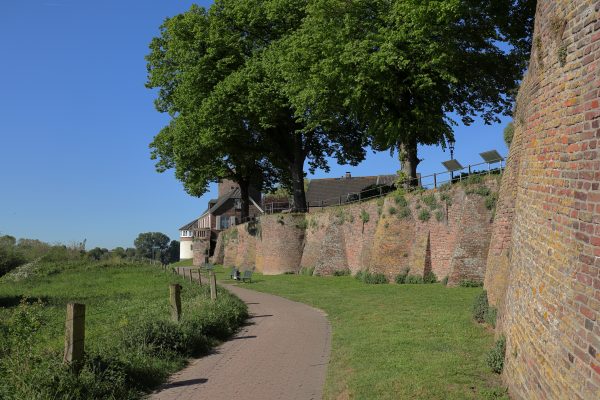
[360,209,370,224]
[486,336,506,374]
[418,209,431,222]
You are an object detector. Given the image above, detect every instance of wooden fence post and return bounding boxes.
[433,173,437,188]
[197,269,202,286]
[169,284,182,322]
[188,270,193,284]
[63,303,85,372]
[210,271,217,301]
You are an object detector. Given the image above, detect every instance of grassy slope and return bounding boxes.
[0,261,245,398]
[214,267,505,400]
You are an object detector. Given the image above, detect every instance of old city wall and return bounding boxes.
[212,179,497,281]
[484,1,600,398]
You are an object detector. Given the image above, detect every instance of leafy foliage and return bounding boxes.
[333,269,351,276]
[460,280,484,287]
[355,270,388,284]
[360,209,370,224]
[279,0,535,181]
[134,232,171,262]
[418,209,431,222]
[0,262,248,399]
[486,336,506,374]
[395,267,411,284]
[472,291,490,323]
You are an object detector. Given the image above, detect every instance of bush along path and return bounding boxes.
[151,274,331,400]
[0,261,247,400]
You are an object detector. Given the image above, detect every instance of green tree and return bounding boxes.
[111,247,126,259]
[278,0,534,184]
[167,240,180,264]
[87,247,109,261]
[134,232,170,260]
[147,0,366,212]
[0,235,16,248]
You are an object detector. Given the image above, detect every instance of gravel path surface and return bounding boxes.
[149,283,331,400]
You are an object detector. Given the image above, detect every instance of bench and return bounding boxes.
[230,267,239,279]
[241,270,253,283]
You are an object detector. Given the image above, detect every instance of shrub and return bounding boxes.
[423,271,437,283]
[398,207,411,219]
[486,336,506,374]
[299,266,315,276]
[0,247,27,277]
[405,275,424,284]
[485,193,499,211]
[388,206,397,215]
[333,269,351,276]
[295,218,308,230]
[355,271,388,284]
[485,306,498,328]
[441,276,449,286]
[123,320,189,357]
[394,267,410,284]
[435,210,444,222]
[360,209,370,224]
[460,280,483,287]
[364,273,388,284]
[393,192,408,207]
[472,291,489,323]
[418,209,431,222]
[467,185,491,197]
[422,194,439,210]
[439,192,452,206]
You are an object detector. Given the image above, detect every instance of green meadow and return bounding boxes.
[214,266,507,400]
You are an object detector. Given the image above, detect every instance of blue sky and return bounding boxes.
[0,0,510,249]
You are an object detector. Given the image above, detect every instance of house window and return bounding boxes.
[219,216,229,230]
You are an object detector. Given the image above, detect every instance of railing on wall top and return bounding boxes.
[235,157,504,222]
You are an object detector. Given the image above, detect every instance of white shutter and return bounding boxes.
[230,216,236,226]
[215,215,221,229]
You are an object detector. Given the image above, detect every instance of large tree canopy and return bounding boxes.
[276,0,535,183]
[134,232,170,260]
[146,0,367,212]
[147,0,534,206]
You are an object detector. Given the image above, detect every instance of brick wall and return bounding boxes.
[214,180,497,281]
[484,1,600,398]
[255,214,306,275]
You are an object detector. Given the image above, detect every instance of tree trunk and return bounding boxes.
[399,138,420,187]
[290,133,307,212]
[238,180,250,222]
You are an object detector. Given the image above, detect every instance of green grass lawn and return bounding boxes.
[214,266,506,400]
[169,258,194,267]
[0,260,247,399]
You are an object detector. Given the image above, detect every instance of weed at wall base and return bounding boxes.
[472,291,489,323]
[486,336,506,374]
[355,270,388,284]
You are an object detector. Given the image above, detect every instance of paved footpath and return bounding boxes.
[150,283,331,400]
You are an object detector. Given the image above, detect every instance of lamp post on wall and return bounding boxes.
[449,138,456,180]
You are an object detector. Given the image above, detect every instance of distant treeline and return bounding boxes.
[0,232,179,277]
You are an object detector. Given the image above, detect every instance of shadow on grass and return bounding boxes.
[0,295,50,308]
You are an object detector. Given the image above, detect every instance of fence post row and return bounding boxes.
[63,303,85,372]
[170,283,182,322]
[210,271,217,301]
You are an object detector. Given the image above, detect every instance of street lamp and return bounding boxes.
[448,138,456,180]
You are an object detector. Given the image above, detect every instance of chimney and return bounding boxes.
[345,172,351,179]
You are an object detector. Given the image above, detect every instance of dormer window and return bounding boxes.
[234,199,242,210]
